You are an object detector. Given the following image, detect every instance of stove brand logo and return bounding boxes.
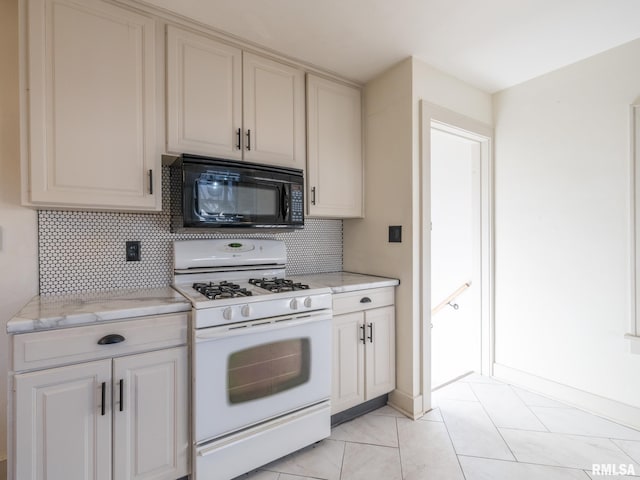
[592,464,636,476]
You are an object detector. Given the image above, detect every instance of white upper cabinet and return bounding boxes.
[242,53,306,169]
[166,26,243,159]
[23,0,161,211]
[307,74,363,218]
[166,27,306,171]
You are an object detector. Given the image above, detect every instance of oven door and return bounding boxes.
[193,311,331,443]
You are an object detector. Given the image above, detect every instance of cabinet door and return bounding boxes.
[166,26,243,159]
[113,346,189,480]
[306,75,363,218]
[242,53,306,170]
[25,0,160,210]
[365,306,396,399]
[331,312,365,414]
[14,360,112,480]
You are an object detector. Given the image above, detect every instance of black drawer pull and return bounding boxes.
[360,297,372,303]
[360,324,366,345]
[97,334,125,345]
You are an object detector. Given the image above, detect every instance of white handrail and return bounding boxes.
[432,281,472,316]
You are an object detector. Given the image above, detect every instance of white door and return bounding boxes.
[242,53,306,170]
[331,312,365,413]
[14,360,112,480]
[25,0,160,210]
[306,75,363,218]
[430,127,482,388]
[166,26,243,159]
[113,347,189,480]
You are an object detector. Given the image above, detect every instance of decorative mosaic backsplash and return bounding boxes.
[38,168,342,295]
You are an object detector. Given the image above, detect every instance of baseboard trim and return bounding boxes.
[493,363,640,430]
[388,389,424,419]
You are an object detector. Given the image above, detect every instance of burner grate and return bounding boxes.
[193,281,253,300]
[248,277,310,293]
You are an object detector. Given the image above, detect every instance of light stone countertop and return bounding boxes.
[289,271,400,293]
[7,287,191,334]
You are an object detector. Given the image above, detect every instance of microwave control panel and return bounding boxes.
[291,185,303,222]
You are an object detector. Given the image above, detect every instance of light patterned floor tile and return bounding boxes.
[330,413,398,447]
[511,386,569,408]
[368,405,406,418]
[341,442,402,480]
[397,417,464,480]
[613,439,640,464]
[530,407,640,441]
[419,407,444,422]
[438,399,515,460]
[499,428,640,470]
[470,383,547,431]
[432,381,479,404]
[459,373,505,384]
[279,474,323,480]
[459,455,590,480]
[234,470,280,480]
[262,438,345,480]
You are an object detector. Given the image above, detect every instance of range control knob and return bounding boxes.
[304,297,312,308]
[241,304,251,317]
[223,307,234,321]
[289,298,299,310]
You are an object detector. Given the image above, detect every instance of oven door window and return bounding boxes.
[228,338,310,404]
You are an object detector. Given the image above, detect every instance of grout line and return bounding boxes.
[497,425,640,443]
[395,417,405,480]
[438,399,469,480]
[338,440,347,480]
[507,384,552,432]
[467,383,519,462]
[457,454,597,476]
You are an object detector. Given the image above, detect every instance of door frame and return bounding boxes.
[419,100,494,412]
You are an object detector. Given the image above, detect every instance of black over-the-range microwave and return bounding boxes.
[170,154,304,230]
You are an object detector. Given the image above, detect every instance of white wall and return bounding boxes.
[493,38,640,418]
[0,0,39,461]
[344,57,492,416]
[344,59,417,411]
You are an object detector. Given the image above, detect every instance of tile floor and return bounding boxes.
[236,374,640,480]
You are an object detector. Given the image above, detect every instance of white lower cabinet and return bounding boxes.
[11,314,189,480]
[331,288,396,414]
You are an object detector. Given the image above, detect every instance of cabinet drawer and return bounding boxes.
[13,313,188,372]
[332,287,395,315]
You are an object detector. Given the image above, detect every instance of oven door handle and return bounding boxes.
[195,314,331,341]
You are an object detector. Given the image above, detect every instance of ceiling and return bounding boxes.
[141,0,640,93]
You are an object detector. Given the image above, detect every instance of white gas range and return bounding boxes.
[172,239,332,480]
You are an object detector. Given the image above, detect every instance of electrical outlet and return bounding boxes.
[126,241,141,261]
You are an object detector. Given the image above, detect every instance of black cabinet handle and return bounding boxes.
[148,169,153,194]
[246,129,251,150]
[368,323,374,343]
[97,334,125,345]
[236,128,242,150]
[360,297,372,303]
[311,187,316,205]
[360,324,366,345]
[119,379,124,412]
[101,382,106,416]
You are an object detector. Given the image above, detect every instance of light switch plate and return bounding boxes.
[388,225,402,243]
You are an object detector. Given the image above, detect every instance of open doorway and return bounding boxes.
[420,101,493,412]
[430,126,481,388]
